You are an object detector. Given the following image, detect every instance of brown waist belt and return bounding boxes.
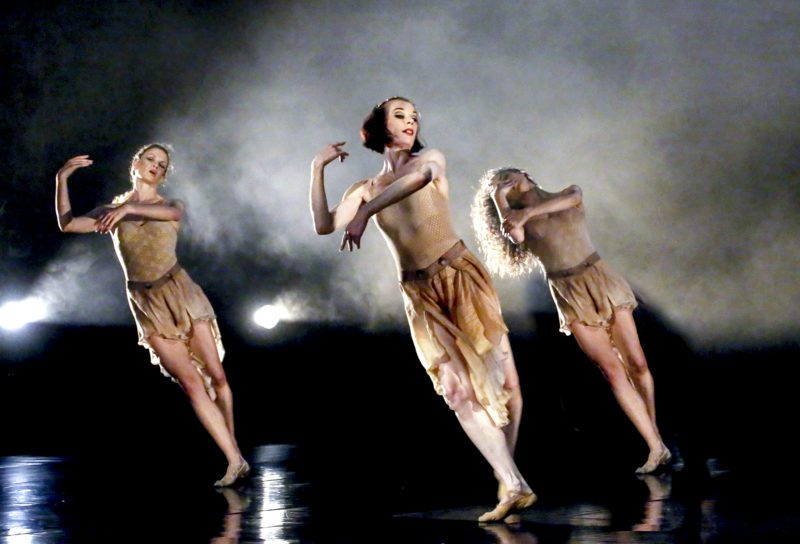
[547,252,601,280]
[400,240,467,282]
[127,263,182,291]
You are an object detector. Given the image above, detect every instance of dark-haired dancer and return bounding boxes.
[310,98,535,521]
[472,167,670,474]
[55,145,249,486]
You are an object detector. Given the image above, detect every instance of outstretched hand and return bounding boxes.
[340,210,368,252]
[57,155,93,181]
[313,142,349,167]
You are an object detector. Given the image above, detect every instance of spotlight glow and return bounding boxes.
[0,298,48,331]
[253,304,287,329]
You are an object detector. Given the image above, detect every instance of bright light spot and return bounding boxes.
[0,298,48,331]
[253,304,288,329]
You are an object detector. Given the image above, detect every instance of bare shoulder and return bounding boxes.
[417,148,446,167]
[342,179,369,200]
[164,198,186,211]
[564,184,582,200]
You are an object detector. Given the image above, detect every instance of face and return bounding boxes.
[495,171,536,193]
[132,147,169,185]
[384,99,419,150]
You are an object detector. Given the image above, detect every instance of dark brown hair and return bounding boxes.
[360,96,424,154]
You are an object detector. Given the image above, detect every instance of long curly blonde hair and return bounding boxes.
[471,167,542,278]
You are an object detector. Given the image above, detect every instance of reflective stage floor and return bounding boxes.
[3,444,799,543]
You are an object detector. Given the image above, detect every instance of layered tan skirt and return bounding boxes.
[125,266,224,399]
[548,258,637,335]
[400,248,511,428]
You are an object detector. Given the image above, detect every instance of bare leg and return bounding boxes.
[570,322,668,473]
[149,335,246,485]
[433,324,535,522]
[499,335,523,456]
[495,335,522,499]
[189,321,237,442]
[610,310,658,432]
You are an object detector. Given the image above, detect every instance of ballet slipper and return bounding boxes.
[214,459,250,487]
[635,448,672,475]
[478,489,537,523]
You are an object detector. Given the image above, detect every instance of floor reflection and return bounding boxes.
[0,446,796,543]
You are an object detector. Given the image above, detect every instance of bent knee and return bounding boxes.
[206,368,228,388]
[442,383,476,412]
[594,358,628,385]
[627,354,650,376]
[179,374,208,397]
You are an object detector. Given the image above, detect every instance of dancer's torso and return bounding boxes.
[522,192,597,273]
[368,177,460,271]
[112,215,180,282]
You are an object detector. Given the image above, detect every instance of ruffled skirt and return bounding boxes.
[548,259,637,335]
[126,267,224,399]
[400,249,511,428]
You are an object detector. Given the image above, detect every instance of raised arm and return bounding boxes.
[340,149,445,251]
[55,155,104,233]
[310,141,368,235]
[521,185,583,219]
[491,183,525,244]
[498,185,583,244]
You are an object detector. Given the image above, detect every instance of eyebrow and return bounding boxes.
[391,108,418,118]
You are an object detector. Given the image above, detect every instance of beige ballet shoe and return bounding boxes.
[478,489,537,523]
[214,459,251,487]
[635,448,672,475]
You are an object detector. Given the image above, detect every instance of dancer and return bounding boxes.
[472,167,670,474]
[55,144,249,486]
[310,97,535,522]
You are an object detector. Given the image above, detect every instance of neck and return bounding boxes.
[381,146,412,174]
[132,179,161,201]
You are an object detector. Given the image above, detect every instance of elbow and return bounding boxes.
[313,220,334,235]
[568,185,583,206]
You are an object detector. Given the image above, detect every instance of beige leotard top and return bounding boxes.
[373,180,461,271]
[524,200,597,274]
[112,216,180,282]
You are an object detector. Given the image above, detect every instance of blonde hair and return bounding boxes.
[129,142,174,183]
[113,143,174,204]
[471,167,542,278]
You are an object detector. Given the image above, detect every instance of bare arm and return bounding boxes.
[340,149,445,251]
[520,185,583,220]
[93,198,184,234]
[499,185,583,243]
[360,149,444,218]
[310,142,363,235]
[491,184,525,244]
[55,155,103,233]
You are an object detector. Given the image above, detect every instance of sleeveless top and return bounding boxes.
[525,203,597,274]
[373,180,460,270]
[112,216,180,282]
